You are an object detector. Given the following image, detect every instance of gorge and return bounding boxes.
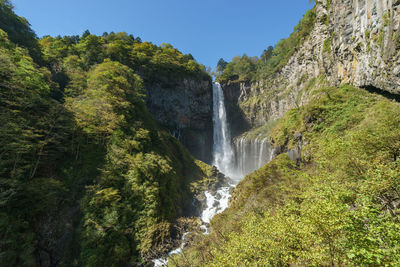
[168,0,400,265]
[153,82,275,266]
[1,0,400,266]
[203,82,276,228]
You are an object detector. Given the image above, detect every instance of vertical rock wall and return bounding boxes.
[329,0,400,93]
[146,77,213,163]
[222,0,400,130]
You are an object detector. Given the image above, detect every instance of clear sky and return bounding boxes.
[11,0,313,69]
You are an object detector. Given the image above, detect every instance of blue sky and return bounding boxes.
[12,0,313,68]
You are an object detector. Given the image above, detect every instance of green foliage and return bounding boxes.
[76,35,105,67]
[0,0,42,63]
[322,14,330,26]
[0,29,75,265]
[236,120,278,140]
[79,117,217,265]
[392,32,400,48]
[172,85,400,266]
[219,54,257,82]
[270,108,303,148]
[377,30,384,48]
[259,46,273,64]
[323,37,331,53]
[62,55,87,97]
[216,58,228,73]
[262,7,316,76]
[0,5,215,266]
[326,0,332,10]
[66,60,144,136]
[39,33,210,91]
[365,29,371,39]
[383,11,391,27]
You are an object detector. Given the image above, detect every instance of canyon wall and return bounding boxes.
[222,0,400,129]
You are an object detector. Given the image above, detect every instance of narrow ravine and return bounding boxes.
[153,83,274,266]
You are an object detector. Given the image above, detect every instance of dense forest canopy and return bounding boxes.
[0,1,216,266]
[0,0,42,63]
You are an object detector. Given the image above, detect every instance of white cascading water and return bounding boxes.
[202,83,277,227]
[153,83,274,266]
[232,136,274,178]
[152,232,188,266]
[212,83,235,176]
[199,82,235,231]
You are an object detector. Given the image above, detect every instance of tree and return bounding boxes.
[0,0,43,63]
[82,29,91,39]
[260,46,273,64]
[76,34,105,66]
[216,58,228,73]
[66,60,144,137]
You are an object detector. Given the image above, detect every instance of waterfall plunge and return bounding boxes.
[199,83,235,229]
[200,83,276,226]
[212,82,234,177]
[212,82,274,181]
[153,83,274,266]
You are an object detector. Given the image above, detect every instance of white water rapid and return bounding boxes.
[153,83,274,266]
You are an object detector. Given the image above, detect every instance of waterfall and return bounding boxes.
[211,83,274,179]
[153,83,234,266]
[198,82,235,229]
[212,82,234,176]
[258,138,266,167]
[232,136,273,178]
[153,82,274,266]
[202,83,277,225]
[200,83,276,226]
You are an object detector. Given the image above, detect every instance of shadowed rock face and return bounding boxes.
[146,77,214,163]
[221,81,251,137]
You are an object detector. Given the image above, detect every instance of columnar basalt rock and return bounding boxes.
[329,0,400,93]
[222,0,400,129]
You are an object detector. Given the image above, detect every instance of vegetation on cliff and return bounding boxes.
[0,1,216,265]
[171,85,400,266]
[216,7,316,83]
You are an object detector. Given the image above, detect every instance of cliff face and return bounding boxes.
[146,78,213,163]
[220,81,251,137]
[222,0,400,129]
[329,0,400,92]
